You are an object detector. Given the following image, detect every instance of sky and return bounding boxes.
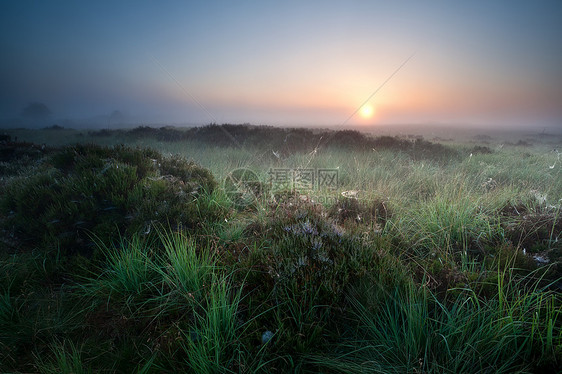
[1,0,561,129]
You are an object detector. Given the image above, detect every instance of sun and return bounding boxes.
[359,104,374,119]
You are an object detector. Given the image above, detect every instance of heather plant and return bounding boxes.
[237,198,407,357]
[0,144,222,257]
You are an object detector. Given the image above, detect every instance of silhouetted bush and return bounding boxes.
[43,124,64,130]
[88,129,120,137]
[471,145,493,154]
[21,102,51,120]
[87,124,457,161]
[324,129,375,149]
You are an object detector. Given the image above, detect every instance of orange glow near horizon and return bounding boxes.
[160,63,559,127]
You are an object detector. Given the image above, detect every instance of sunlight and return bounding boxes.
[359,104,374,119]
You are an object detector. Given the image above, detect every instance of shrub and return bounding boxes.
[0,144,222,257]
[240,198,403,354]
[328,196,391,228]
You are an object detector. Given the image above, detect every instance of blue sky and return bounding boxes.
[1,0,561,128]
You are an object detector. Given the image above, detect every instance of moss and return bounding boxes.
[429,259,444,275]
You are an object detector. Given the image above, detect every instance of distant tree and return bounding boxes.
[107,110,125,128]
[21,102,51,120]
[43,124,64,130]
[110,110,124,121]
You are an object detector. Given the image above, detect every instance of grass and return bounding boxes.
[0,125,561,372]
[315,266,562,373]
[311,288,554,373]
[35,340,93,374]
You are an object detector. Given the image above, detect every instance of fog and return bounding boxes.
[1,1,561,131]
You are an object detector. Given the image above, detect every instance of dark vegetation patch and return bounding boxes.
[0,143,224,257]
[126,125,185,141]
[328,196,391,228]
[505,139,533,147]
[432,136,454,142]
[474,134,493,142]
[497,202,562,279]
[236,197,405,357]
[87,128,114,137]
[499,203,561,252]
[89,124,458,161]
[471,145,493,154]
[43,124,65,130]
[0,141,47,175]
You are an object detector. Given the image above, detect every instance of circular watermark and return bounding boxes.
[223,168,262,208]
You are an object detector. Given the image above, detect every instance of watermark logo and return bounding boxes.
[317,169,339,189]
[224,167,339,208]
[223,168,262,208]
[268,168,338,191]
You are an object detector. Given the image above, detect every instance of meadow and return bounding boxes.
[1,124,561,373]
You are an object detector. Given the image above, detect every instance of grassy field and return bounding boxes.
[1,124,561,373]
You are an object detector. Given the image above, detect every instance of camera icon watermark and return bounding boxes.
[223,168,263,208]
